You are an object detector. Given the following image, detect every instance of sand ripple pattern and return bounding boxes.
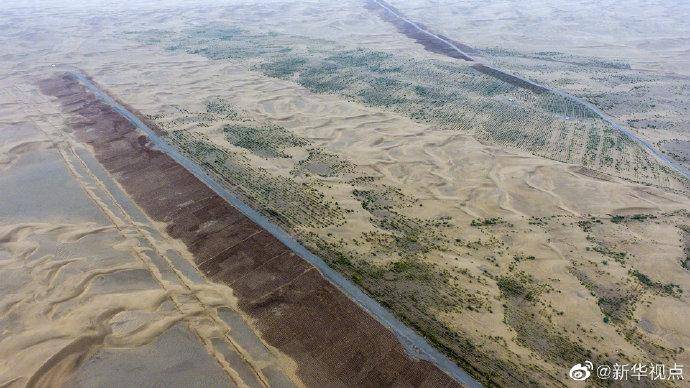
[0,85,302,388]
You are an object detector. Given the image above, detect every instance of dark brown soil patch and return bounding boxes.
[471,64,548,94]
[38,72,462,387]
[365,0,475,61]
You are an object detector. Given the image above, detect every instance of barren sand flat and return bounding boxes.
[0,83,304,387]
[1,0,689,386]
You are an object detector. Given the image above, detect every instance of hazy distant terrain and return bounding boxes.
[387,0,690,74]
[386,0,690,175]
[1,0,689,386]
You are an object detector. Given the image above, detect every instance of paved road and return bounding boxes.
[371,0,690,181]
[68,70,482,388]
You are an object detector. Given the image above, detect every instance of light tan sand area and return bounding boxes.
[0,85,302,387]
[142,72,690,385]
[1,0,689,386]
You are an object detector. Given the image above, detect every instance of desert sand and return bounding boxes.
[1,0,689,386]
[0,80,303,386]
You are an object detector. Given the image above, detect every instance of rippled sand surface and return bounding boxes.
[0,86,302,387]
[1,0,689,386]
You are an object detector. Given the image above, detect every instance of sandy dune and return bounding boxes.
[1,0,688,386]
[0,84,302,387]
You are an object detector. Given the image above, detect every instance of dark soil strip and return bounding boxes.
[365,0,475,61]
[365,0,552,95]
[39,73,464,387]
[471,64,548,94]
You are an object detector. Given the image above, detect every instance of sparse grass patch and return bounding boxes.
[223,123,309,158]
[629,269,682,297]
[167,130,343,229]
[293,148,354,177]
[590,244,628,264]
[143,24,687,189]
[471,217,504,227]
[610,213,657,223]
[577,217,602,232]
